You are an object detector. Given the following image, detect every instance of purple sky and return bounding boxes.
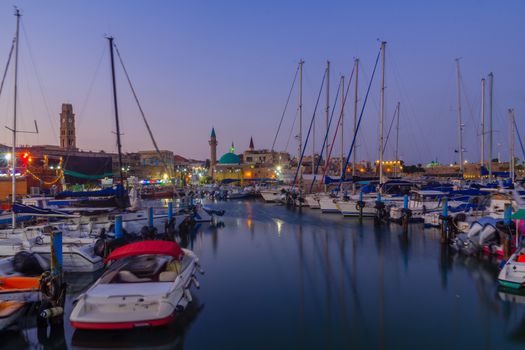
[0,0,523,165]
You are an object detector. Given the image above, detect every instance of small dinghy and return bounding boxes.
[70,240,202,330]
[0,300,26,330]
[498,247,525,289]
[0,276,40,302]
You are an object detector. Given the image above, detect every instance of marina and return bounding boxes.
[1,199,525,349]
[0,1,524,349]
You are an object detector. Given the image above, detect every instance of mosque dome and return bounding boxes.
[218,152,241,165]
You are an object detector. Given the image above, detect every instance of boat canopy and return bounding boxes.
[104,240,184,263]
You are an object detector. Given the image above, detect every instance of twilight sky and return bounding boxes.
[0,0,523,165]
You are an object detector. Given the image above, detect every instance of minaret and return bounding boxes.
[249,137,254,151]
[209,127,218,178]
[60,103,77,150]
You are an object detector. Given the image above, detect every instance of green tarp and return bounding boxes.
[63,169,114,180]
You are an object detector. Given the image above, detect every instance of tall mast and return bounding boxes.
[509,108,515,182]
[298,60,304,190]
[340,75,345,177]
[455,58,464,173]
[325,61,330,175]
[488,72,494,179]
[352,58,359,192]
[11,8,21,229]
[108,37,125,188]
[379,42,386,187]
[481,78,485,171]
[395,101,400,177]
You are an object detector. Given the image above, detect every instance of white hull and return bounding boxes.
[70,248,200,329]
[336,200,376,217]
[319,197,340,213]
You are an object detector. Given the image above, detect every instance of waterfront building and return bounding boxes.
[211,131,291,184]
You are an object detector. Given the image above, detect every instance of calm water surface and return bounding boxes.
[3,199,525,349]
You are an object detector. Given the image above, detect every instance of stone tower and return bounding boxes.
[249,136,254,151]
[209,127,218,178]
[60,103,77,150]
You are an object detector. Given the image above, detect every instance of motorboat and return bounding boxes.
[70,240,202,330]
[498,246,525,289]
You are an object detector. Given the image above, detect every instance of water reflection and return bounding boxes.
[4,199,525,349]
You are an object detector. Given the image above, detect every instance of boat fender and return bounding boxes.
[40,307,63,319]
[191,276,200,289]
[184,288,193,303]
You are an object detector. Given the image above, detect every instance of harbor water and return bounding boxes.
[3,199,525,349]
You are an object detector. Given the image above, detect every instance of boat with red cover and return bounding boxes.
[69,240,202,330]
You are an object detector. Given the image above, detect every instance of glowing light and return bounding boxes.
[4,153,11,161]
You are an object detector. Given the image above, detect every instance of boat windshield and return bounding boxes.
[100,254,191,284]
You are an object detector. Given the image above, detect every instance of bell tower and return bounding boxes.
[209,127,218,178]
[60,103,77,150]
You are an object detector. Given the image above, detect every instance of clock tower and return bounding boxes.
[60,103,77,150]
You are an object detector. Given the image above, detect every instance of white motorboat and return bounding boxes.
[498,246,525,289]
[70,240,202,330]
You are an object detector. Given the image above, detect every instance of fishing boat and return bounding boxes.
[0,276,40,302]
[70,240,202,330]
[498,246,525,289]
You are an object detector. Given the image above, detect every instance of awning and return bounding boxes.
[104,240,184,263]
[512,209,525,220]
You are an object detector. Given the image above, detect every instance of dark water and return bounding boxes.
[3,199,525,349]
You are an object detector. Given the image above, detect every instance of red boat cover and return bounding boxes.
[104,240,184,263]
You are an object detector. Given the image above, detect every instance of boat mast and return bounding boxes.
[455,58,464,174]
[488,72,494,179]
[352,58,359,193]
[325,61,330,177]
[379,42,386,188]
[509,108,515,182]
[340,75,344,177]
[298,60,304,191]
[108,37,125,188]
[395,101,400,177]
[481,78,485,175]
[10,8,21,229]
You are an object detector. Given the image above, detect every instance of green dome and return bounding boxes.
[219,152,241,165]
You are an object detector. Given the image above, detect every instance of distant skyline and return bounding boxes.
[0,0,523,164]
